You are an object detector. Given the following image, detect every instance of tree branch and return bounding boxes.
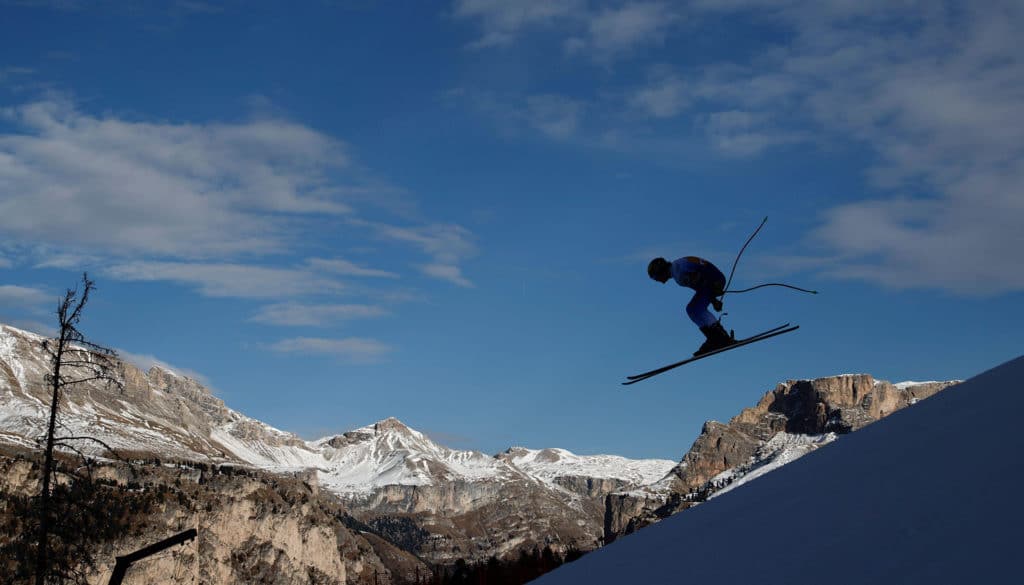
[53,435,121,457]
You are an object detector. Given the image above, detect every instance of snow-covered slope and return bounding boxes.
[312,418,531,494]
[499,447,675,487]
[0,324,318,467]
[536,356,1023,585]
[707,431,837,498]
[0,324,672,499]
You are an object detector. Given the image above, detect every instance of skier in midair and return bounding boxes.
[647,256,736,356]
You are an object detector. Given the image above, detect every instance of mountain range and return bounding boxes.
[0,323,958,582]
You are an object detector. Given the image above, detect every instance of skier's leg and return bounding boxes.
[689,287,734,355]
[685,291,717,328]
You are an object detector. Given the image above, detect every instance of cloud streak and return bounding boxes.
[453,0,586,48]
[454,0,680,60]
[305,258,400,279]
[251,302,389,327]
[457,1,1024,295]
[0,99,351,259]
[689,1,1024,295]
[350,219,478,287]
[0,97,481,307]
[568,2,679,60]
[268,337,392,362]
[105,261,345,298]
[0,284,50,307]
[116,349,212,385]
[420,264,474,289]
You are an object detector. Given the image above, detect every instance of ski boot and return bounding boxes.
[694,322,735,356]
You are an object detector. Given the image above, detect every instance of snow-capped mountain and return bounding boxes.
[313,418,530,495]
[0,323,671,564]
[0,324,671,493]
[0,322,959,566]
[0,324,317,467]
[499,447,673,486]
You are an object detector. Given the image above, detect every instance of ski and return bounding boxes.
[626,323,791,380]
[623,324,799,386]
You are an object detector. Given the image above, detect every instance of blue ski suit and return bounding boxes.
[670,256,726,328]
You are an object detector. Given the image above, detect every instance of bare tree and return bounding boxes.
[31,273,124,585]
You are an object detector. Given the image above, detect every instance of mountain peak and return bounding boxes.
[148,364,181,378]
[320,417,430,451]
[374,417,411,433]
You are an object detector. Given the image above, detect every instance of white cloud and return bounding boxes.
[0,285,52,333]
[419,264,474,288]
[105,261,345,298]
[305,258,399,279]
[0,67,34,85]
[447,89,589,144]
[454,0,679,60]
[576,2,679,60]
[0,98,481,298]
[453,0,586,48]
[0,256,10,268]
[0,284,50,307]
[630,75,689,118]
[673,1,1024,295]
[251,302,388,326]
[268,337,392,362]
[525,95,584,140]
[3,319,57,337]
[0,99,351,259]
[116,349,212,385]
[33,252,103,269]
[702,110,804,157]
[351,219,478,286]
[811,189,1024,296]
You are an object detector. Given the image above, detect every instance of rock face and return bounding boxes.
[0,325,315,467]
[0,323,958,578]
[603,375,957,542]
[311,422,674,566]
[0,324,673,575]
[0,448,427,584]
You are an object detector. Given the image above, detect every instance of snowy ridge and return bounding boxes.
[0,324,315,466]
[894,380,951,389]
[0,322,957,517]
[708,432,837,499]
[501,447,676,486]
[314,418,527,494]
[1,323,671,503]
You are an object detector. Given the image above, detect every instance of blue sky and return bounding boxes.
[1,1,1022,460]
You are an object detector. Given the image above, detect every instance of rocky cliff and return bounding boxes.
[0,324,670,576]
[0,445,427,584]
[0,323,958,580]
[604,375,957,541]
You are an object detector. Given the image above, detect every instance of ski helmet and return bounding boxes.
[647,257,670,280]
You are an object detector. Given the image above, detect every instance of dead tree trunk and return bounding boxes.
[33,273,123,585]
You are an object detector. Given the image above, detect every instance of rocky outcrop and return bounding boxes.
[0,324,655,574]
[553,476,632,499]
[0,448,428,584]
[0,325,317,466]
[604,375,958,542]
[344,479,605,566]
[0,323,958,578]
